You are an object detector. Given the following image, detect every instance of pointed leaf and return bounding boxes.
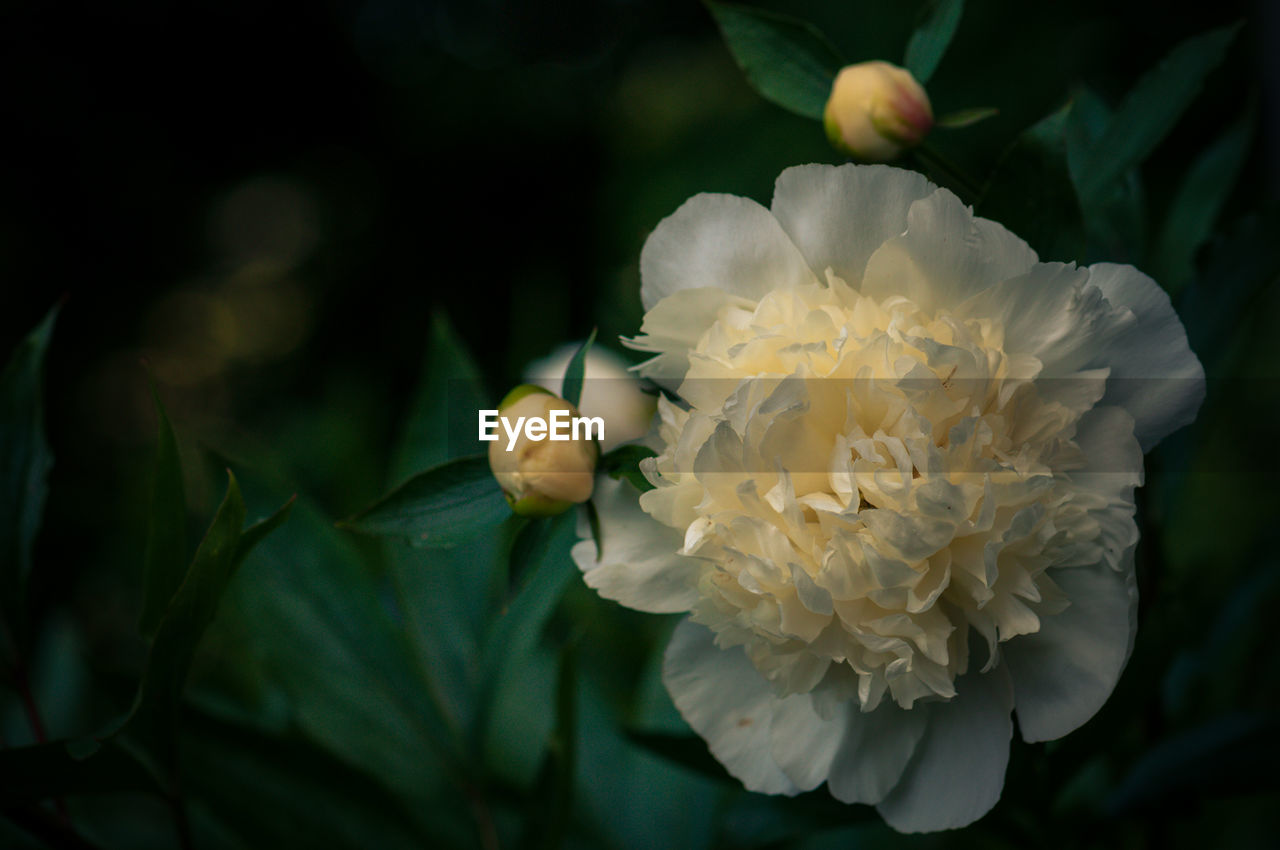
[0,305,57,643]
[978,103,1086,263]
[1150,105,1255,295]
[129,471,246,767]
[707,1,844,121]
[390,312,488,482]
[1074,24,1239,204]
[561,328,596,409]
[138,381,188,637]
[338,455,509,547]
[476,512,579,751]
[936,106,997,129]
[904,0,964,84]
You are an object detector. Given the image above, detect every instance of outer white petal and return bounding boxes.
[1086,263,1206,450]
[770,164,935,286]
[663,619,800,795]
[827,701,928,805]
[768,693,848,791]
[639,193,815,312]
[861,188,1039,312]
[956,262,1128,375]
[571,475,700,614]
[875,666,1014,833]
[624,287,755,388]
[1004,559,1138,743]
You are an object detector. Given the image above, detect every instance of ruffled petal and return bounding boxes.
[770,164,935,286]
[639,193,815,312]
[624,287,756,388]
[827,701,928,804]
[571,475,700,614]
[1004,559,1138,743]
[663,619,800,795]
[861,188,1039,312]
[875,666,1014,833]
[1086,263,1206,450]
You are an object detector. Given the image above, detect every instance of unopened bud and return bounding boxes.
[488,385,598,516]
[823,61,933,162]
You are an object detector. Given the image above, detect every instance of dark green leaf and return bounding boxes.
[599,445,657,494]
[475,512,579,752]
[129,471,246,769]
[903,0,964,84]
[182,707,451,849]
[1073,24,1239,205]
[585,499,603,562]
[215,482,467,793]
[1150,105,1255,295]
[0,305,57,645]
[526,644,577,850]
[0,737,155,803]
[935,106,997,129]
[1065,87,1147,263]
[978,103,1086,263]
[1105,713,1280,814]
[338,455,509,548]
[233,495,296,567]
[390,312,488,482]
[138,381,188,638]
[707,1,843,121]
[561,328,596,409]
[1178,207,1280,375]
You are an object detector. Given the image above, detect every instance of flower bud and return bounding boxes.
[488,385,598,516]
[823,61,933,162]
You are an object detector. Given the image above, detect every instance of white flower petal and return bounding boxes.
[1004,559,1138,743]
[1086,263,1206,450]
[639,193,815,312]
[663,619,800,795]
[571,475,700,614]
[768,693,849,791]
[770,164,935,286]
[875,666,1014,833]
[826,701,927,804]
[861,187,1038,312]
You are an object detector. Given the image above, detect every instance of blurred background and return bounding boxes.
[2,0,1278,847]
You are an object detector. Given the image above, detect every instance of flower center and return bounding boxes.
[638,277,1113,710]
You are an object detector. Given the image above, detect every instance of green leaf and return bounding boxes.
[0,305,57,644]
[338,455,510,548]
[182,707,450,849]
[390,312,488,482]
[129,470,247,768]
[707,1,844,121]
[935,106,997,129]
[599,444,657,493]
[525,643,577,850]
[1065,87,1146,263]
[903,0,964,84]
[1150,105,1255,295]
[560,328,596,409]
[1073,24,1239,205]
[1178,207,1280,375]
[978,103,1086,263]
[138,381,188,638]
[476,511,579,753]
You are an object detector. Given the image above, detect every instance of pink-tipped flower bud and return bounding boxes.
[823,61,934,162]
[488,385,599,516]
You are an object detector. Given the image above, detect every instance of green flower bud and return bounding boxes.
[488,385,599,516]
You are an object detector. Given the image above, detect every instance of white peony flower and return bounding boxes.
[571,164,1205,832]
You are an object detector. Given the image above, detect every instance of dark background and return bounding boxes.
[2,1,1278,847]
